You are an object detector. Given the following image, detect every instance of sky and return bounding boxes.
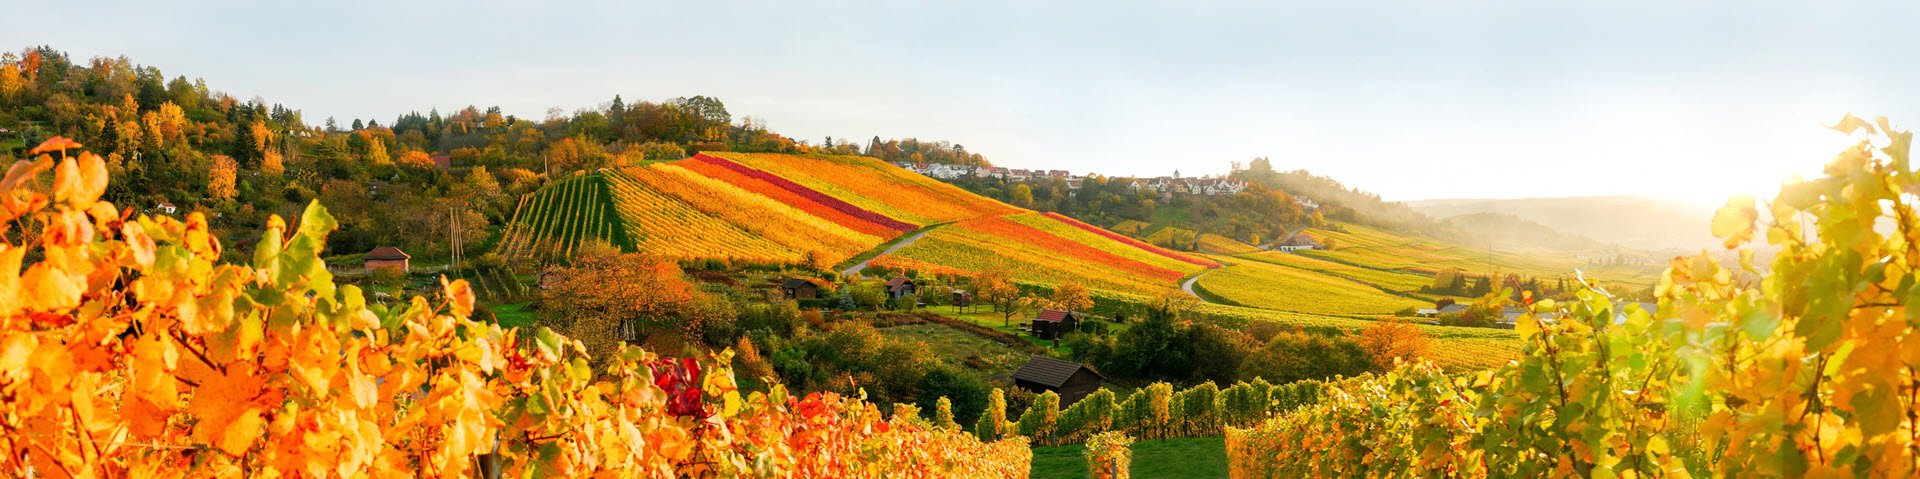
[12,1,1919,207]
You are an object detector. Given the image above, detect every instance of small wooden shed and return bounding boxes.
[1024,309,1082,340]
[885,277,916,300]
[1011,355,1106,406]
[363,246,411,273]
[781,278,820,300]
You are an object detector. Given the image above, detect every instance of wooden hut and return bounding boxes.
[363,246,411,273]
[1011,355,1106,406]
[781,278,820,300]
[1023,309,1082,340]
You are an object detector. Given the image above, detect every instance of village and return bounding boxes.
[890,160,1255,197]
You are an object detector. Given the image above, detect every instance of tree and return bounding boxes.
[261,149,284,177]
[1009,184,1034,208]
[1356,318,1432,371]
[208,154,237,200]
[351,118,364,130]
[540,250,731,365]
[396,150,435,170]
[464,165,502,202]
[364,137,391,166]
[973,271,1019,324]
[1049,281,1093,313]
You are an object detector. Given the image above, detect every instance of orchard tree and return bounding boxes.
[1049,281,1093,313]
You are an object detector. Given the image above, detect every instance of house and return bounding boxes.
[780,278,820,300]
[1011,355,1106,406]
[885,277,916,300]
[363,246,411,273]
[1294,197,1320,210]
[1023,309,1083,340]
[154,202,177,215]
[1047,169,1070,178]
[430,154,452,169]
[1009,169,1032,181]
[1436,304,1470,315]
[1275,234,1323,252]
[1064,179,1084,190]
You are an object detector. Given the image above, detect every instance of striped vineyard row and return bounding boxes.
[883,217,1190,295]
[1041,212,1221,268]
[626,164,884,265]
[1005,213,1212,276]
[675,158,908,239]
[689,154,919,232]
[500,175,625,261]
[1191,258,1430,317]
[601,169,799,264]
[711,152,1022,224]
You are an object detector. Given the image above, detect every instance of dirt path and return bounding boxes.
[840,230,932,278]
[1181,272,1212,303]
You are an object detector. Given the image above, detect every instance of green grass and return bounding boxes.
[1030,436,1228,479]
[874,323,1028,377]
[488,302,539,329]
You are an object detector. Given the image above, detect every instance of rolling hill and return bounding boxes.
[1404,195,1716,251]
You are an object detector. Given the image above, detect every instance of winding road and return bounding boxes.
[1181,272,1212,302]
[839,230,932,278]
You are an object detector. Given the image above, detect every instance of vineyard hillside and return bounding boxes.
[505,153,1226,291]
[499,174,628,260]
[1299,221,1661,289]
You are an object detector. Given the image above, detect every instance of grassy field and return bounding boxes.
[487,302,538,329]
[1193,257,1429,316]
[874,323,1029,378]
[1030,436,1228,479]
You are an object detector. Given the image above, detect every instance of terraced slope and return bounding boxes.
[1192,257,1429,316]
[709,152,1022,225]
[499,174,627,259]
[873,213,1212,295]
[1298,222,1660,288]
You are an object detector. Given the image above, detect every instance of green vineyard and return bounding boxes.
[499,174,630,261]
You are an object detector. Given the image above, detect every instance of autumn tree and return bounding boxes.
[1049,281,1093,313]
[397,150,435,170]
[261,149,284,176]
[364,136,391,166]
[1355,318,1432,371]
[540,249,731,365]
[208,154,237,200]
[973,270,1024,326]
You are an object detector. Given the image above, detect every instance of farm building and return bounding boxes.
[1275,234,1323,252]
[885,277,916,300]
[154,202,177,215]
[1011,355,1106,406]
[780,278,820,300]
[1022,309,1083,341]
[363,246,411,273]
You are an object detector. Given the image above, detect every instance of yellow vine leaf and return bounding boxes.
[1710,195,1758,249]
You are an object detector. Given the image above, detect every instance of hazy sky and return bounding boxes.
[14,1,1918,206]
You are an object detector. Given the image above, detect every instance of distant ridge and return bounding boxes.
[1404,195,1715,251]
